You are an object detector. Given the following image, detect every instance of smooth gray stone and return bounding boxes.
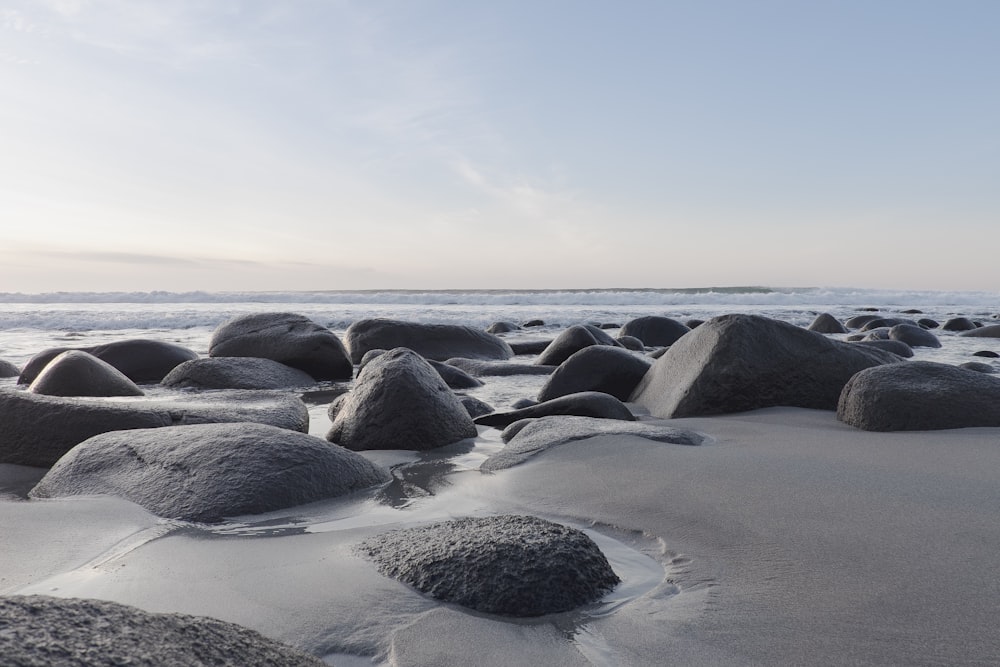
[19,339,199,385]
[0,595,326,666]
[0,389,309,468]
[917,318,939,329]
[838,360,1000,431]
[360,349,483,389]
[31,422,389,523]
[537,346,652,402]
[509,339,554,355]
[616,335,645,351]
[486,321,521,334]
[942,317,978,331]
[534,325,605,366]
[852,339,914,358]
[619,315,690,346]
[457,394,494,418]
[889,323,941,348]
[209,312,352,381]
[444,358,555,377]
[959,361,996,373]
[844,314,883,329]
[474,391,635,429]
[345,318,513,364]
[860,318,915,332]
[28,350,144,397]
[960,324,1000,338]
[482,415,705,471]
[357,515,620,617]
[161,356,316,390]
[0,359,19,378]
[807,313,849,334]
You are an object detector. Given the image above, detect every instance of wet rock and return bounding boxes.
[960,324,1000,338]
[457,394,494,418]
[619,316,690,346]
[942,317,978,332]
[851,339,914,358]
[537,346,652,402]
[685,318,704,329]
[357,515,620,617]
[345,318,513,364]
[888,323,941,348]
[28,350,144,397]
[807,313,848,334]
[0,359,19,378]
[19,339,199,385]
[361,349,482,389]
[474,391,635,429]
[507,339,553,355]
[161,357,316,390]
[486,321,521,334]
[444,358,555,377]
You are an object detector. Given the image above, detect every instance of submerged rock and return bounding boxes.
[161,356,316,390]
[345,318,513,364]
[474,391,635,429]
[19,339,199,385]
[28,350,144,397]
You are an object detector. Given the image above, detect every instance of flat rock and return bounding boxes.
[474,391,635,429]
[537,346,652,402]
[161,356,316,390]
[444,358,555,376]
[19,340,199,385]
[619,316,690,346]
[345,318,513,363]
[28,350,144,397]
[357,515,620,617]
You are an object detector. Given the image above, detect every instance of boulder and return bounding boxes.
[19,339,199,385]
[508,339,553,355]
[537,346,652,402]
[807,313,848,334]
[959,361,995,374]
[852,339,914,358]
[357,515,620,617]
[942,317,978,332]
[474,391,635,429]
[860,318,914,332]
[209,312,351,381]
[327,348,477,451]
[0,389,309,468]
[973,350,1000,358]
[0,359,19,378]
[685,318,705,329]
[28,350,144,397]
[960,324,1000,338]
[631,314,901,419]
[486,321,521,334]
[534,325,605,366]
[457,394,494,418]
[161,356,316,390]
[837,361,1000,431]
[360,349,482,389]
[444,358,555,377]
[844,314,882,329]
[888,323,941,348]
[521,319,545,327]
[619,316,690,346]
[345,318,513,364]
[917,318,939,329]
[31,422,389,522]
[616,335,645,351]
[0,596,326,667]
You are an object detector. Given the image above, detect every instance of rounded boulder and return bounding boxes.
[28,350,144,397]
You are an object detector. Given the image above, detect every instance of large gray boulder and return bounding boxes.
[942,317,978,331]
[19,339,199,385]
[537,346,652,402]
[31,422,389,522]
[619,315,690,346]
[360,349,482,389]
[889,323,941,348]
[534,325,619,366]
[162,357,319,390]
[327,348,477,451]
[960,324,1000,338]
[474,391,636,429]
[209,312,352,381]
[807,313,849,334]
[28,350,144,397]
[0,389,309,467]
[837,360,1000,431]
[357,515,620,617]
[345,318,513,364]
[631,314,901,419]
[0,595,325,666]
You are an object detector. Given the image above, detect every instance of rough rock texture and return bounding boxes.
[357,515,620,617]
[19,340,199,385]
[481,415,706,471]
[837,360,1000,431]
[28,350,144,397]
[0,595,326,667]
[360,349,483,389]
[444,358,555,377]
[537,346,652,402]
[0,388,309,468]
[208,312,351,381]
[631,314,901,419]
[327,348,477,451]
[807,313,849,334]
[852,339,914,358]
[345,318,513,364]
[0,359,20,378]
[619,315,690,346]
[31,422,389,522]
[889,323,941,348]
[474,391,635,429]
[960,324,1000,338]
[161,357,316,390]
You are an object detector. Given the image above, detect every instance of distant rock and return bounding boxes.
[444,357,555,377]
[537,346,652,402]
[807,313,848,334]
[851,339,914,358]
[162,357,316,390]
[486,321,521,334]
[942,317,978,332]
[0,359,19,378]
[888,323,941,348]
[521,319,545,327]
[960,324,1000,338]
[474,391,635,429]
[535,325,608,366]
[360,349,483,389]
[19,339,199,385]
[28,350,144,397]
[844,314,882,329]
[345,318,513,364]
[619,315,690,346]
[973,350,1000,358]
[507,339,553,355]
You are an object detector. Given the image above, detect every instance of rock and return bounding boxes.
[327,348,477,451]
[444,358,555,377]
[28,350,144,397]
[474,391,635,429]
[852,339,914,358]
[457,394,494,418]
[685,318,704,329]
[486,321,521,334]
[31,423,389,522]
[863,328,890,340]
[648,347,668,359]
[0,389,309,468]
[973,350,999,358]
[619,316,690,346]
[942,317,978,332]
[508,339,554,355]
[860,318,914,332]
[631,314,901,419]
[598,322,620,329]
[960,324,1000,338]
[357,515,620,617]
[537,346,652,402]
[510,398,538,409]
[917,318,939,329]
[361,349,482,389]
[209,312,351,381]
[522,319,545,327]
[807,313,848,334]
[345,318,513,364]
[616,335,645,351]
[19,340,199,385]
[0,359,19,378]
[888,323,941,348]
[161,357,316,390]
[838,361,1000,431]
[844,314,882,329]
[481,415,705,471]
[582,324,623,347]
[534,326,604,366]
[959,361,995,373]
[0,595,326,667]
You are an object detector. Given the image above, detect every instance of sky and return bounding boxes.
[1,1,998,292]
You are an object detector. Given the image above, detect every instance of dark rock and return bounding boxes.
[0,359,19,378]
[844,314,882,329]
[582,324,623,347]
[973,350,1000,358]
[161,357,315,390]
[807,313,848,334]
[860,318,913,332]
[838,361,1000,431]
[508,339,554,355]
[31,423,389,523]
[486,321,521,334]
[901,308,923,314]
[631,314,901,419]
[327,348,477,451]
[510,398,538,410]
[0,596,326,667]
[648,347,668,359]
[326,393,349,422]
[942,317,978,331]
[619,316,690,346]
[534,326,604,366]
[616,335,645,351]
[361,349,483,389]
[19,339,199,385]
[959,361,995,374]
[959,324,1000,338]
[481,416,705,471]
[537,346,652,402]
[521,319,545,327]
[345,318,513,364]
[0,389,309,468]
[457,394,494,418]
[684,319,704,329]
[474,391,635,429]
[357,515,619,617]
[598,322,620,330]
[863,328,890,341]
[28,350,144,397]
[888,323,941,348]
[444,357,555,377]
[917,318,939,329]
[209,312,351,381]
[852,339,914,358]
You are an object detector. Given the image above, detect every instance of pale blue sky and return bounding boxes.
[1,1,997,291]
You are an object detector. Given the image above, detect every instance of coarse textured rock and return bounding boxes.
[19,340,199,385]
[942,317,978,332]
[31,422,389,522]
[0,595,326,667]
[537,346,652,402]
[852,339,914,358]
[357,515,620,616]
[960,324,1000,338]
[807,313,848,334]
[619,316,690,346]
[0,359,19,378]
[209,312,351,381]
[889,323,941,348]
[481,415,705,471]
[631,314,901,419]
[837,360,1000,431]
[161,356,316,390]
[474,391,635,429]
[360,349,482,389]
[0,388,309,468]
[327,348,477,451]
[345,318,513,364]
[444,358,555,377]
[28,350,144,397]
